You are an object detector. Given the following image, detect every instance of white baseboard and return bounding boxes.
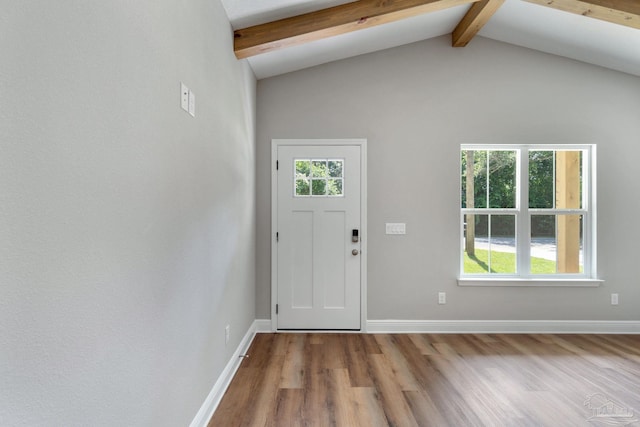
[367,320,640,334]
[189,320,260,427]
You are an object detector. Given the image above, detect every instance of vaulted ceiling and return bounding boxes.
[220,0,640,79]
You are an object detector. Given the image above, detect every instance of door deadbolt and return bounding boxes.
[352,249,359,256]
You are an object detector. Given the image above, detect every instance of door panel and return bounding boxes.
[276,144,361,330]
[290,211,313,308]
[323,210,346,308]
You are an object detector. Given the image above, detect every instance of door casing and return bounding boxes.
[271,139,367,332]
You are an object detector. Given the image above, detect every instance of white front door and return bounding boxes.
[274,141,363,330]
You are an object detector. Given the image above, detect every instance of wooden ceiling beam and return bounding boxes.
[452,0,505,46]
[523,0,640,30]
[234,0,478,59]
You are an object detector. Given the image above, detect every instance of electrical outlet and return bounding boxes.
[611,293,619,305]
[438,292,446,305]
[225,325,230,345]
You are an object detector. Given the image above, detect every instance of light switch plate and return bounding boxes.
[180,82,189,112]
[385,223,406,235]
[188,90,195,117]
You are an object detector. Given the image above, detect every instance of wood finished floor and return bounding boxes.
[209,333,640,427]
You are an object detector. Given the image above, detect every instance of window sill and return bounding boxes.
[457,278,603,287]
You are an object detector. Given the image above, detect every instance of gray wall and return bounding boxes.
[256,36,640,321]
[1,1,255,426]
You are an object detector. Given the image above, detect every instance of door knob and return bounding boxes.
[352,249,359,256]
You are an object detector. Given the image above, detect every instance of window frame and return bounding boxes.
[458,144,601,286]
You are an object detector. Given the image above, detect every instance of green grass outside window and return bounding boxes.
[464,248,559,274]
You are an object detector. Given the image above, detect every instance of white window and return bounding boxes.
[294,158,344,197]
[460,145,597,284]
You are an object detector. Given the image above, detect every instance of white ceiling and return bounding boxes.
[220,0,640,79]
